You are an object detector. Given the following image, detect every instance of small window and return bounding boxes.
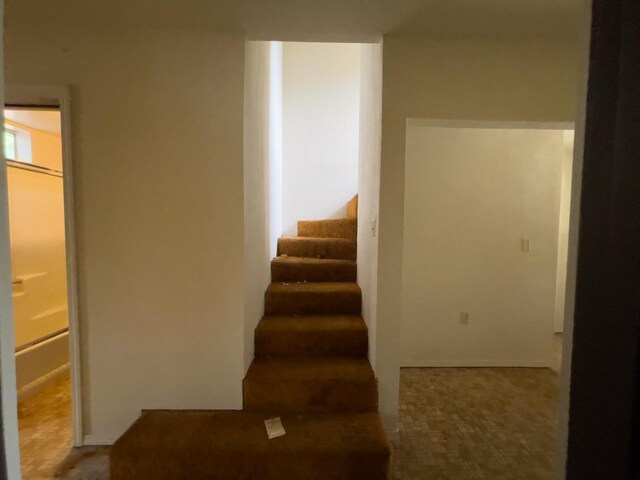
[4,129,17,160]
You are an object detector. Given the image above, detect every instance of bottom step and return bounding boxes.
[110,410,391,480]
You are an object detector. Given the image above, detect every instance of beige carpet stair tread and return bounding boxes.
[265,282,361,315]
[243,357,378,412]
[110,410,390,480]
[297,218,357,240]
[255,315,368,357]
[271,256,357,282]
[257,314,367,332]
[277,236,357,261]
[245,356,375,382]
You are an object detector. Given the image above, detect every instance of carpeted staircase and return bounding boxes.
[110,195,391,479]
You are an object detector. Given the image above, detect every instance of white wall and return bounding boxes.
[5,25,246,444]
[377,36,579,432]
[357,43,383,370]
[553,131,575,332]
[281,42,360,234]
[268,42,284,257]
[401,123,567,367]
[243,41,272,373]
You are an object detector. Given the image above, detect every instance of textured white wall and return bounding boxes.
[281,42,360,235]
[5,25,246,444]
[377,36,579,432]
[401,124,566,367]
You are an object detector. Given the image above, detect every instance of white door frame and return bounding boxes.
[4,84,83,447]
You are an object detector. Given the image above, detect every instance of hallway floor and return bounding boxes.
[391,368,559,479]
[19,356,562,479]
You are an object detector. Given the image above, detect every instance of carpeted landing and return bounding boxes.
[110,199,391,479]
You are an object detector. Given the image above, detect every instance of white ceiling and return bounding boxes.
[6,0,583,41]
[4,109,61,136]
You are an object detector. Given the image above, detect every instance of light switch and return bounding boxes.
[521,238,531,252]
[460,312,469,325]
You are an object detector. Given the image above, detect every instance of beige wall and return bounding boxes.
[401,124,567,367]
[282,42,360,233]
[377,36,579,431]
[8,167,68,347]
[357,42,383,370]
[5,25,246,443]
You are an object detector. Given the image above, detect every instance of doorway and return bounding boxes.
[395,120,575,479]
[3,86,81,478]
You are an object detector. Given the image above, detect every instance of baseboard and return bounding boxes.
[401,359,553,368]
[385,427,399,443]
[18,363,70,403]
[83,434,117,446]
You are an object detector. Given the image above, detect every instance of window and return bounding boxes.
[4,129,17,160]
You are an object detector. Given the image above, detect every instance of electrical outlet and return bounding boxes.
[460,312,469,325]
[371,218,377,238]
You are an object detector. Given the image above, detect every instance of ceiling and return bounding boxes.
[6,0,583,42]
[4,109,62,136]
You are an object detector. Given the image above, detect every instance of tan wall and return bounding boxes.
[401,124,568,367]
[8,167,68,347]
[6,25,246,443]
[377,36,579,431]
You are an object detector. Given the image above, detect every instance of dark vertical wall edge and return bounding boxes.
[566,0,640,479]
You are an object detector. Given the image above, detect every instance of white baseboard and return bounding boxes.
[18,363,70,403]
[83,434,117,446]
[386,428,399,442]
[401,359,552,368]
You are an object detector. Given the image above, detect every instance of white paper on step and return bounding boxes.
[264,417,286,439]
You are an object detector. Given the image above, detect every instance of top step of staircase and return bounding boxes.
[298,218,357,240]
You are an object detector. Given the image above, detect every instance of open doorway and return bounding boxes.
[395,121,575,479]
[3,100,79,478]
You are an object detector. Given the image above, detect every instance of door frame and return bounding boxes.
[5,84,83,447]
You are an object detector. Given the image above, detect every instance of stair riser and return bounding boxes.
[265,291,361,315]
[277,238,357,261]
[255,329,368,357]
[111,453,389,480]
[243,380,378,413]
[271,262,357,283]
[298,219,357,240]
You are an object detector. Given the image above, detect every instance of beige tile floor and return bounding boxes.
[18,335,564,479]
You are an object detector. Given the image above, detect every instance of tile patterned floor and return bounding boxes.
[19,343,562,479]
[18,378,109,480]
[391,368,559,479]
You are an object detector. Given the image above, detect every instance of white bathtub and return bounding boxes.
[15,330,70,401]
